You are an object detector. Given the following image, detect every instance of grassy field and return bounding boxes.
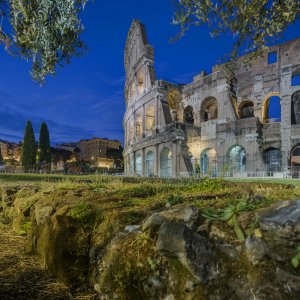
[1,173,300,213]
[1,172,300,183]
[1,172,300,187]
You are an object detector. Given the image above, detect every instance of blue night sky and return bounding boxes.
[0,0,299,145]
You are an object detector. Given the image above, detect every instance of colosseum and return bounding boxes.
[123,20,300,178]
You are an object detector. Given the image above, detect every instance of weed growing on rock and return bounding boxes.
[17,220,31,236]
[291,246,300,269]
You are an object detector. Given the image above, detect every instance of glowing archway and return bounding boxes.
[160,147,172,178]
[227,145,246,172]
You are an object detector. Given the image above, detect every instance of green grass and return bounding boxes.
[0,173,67,182]
[1,173,300,218]
[230,178,300,187]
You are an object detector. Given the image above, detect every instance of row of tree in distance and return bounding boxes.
[21,121,51,170]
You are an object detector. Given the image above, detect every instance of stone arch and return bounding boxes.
[129,81,136,101]
[135,111,142,137]
[263,147,281,172]
[200,148,217,175]
[262,94,281,123]
[200,97,218,122]
[160,147,172,178]
[291,91,300,125]
[145,150,154,177]
[168,89,183,122]
[145,105,155,131]
[292,68,300,86]
[239,100,254,119]
[128,118,134,143]
[183,105,194,124]
[137,70,145,95]
[167,89,181,110]
[135,153,142,176]
[227,145,246,173]
[290,145,300,177]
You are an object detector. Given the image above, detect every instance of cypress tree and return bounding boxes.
[38,122,51,167]
[21,121,37,170]
[0,148,3,164]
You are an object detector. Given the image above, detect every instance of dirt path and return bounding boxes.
[0,224,96,300]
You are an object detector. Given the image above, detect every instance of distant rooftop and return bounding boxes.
[79,137,121,143]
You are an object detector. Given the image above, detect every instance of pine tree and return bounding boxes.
[38,122,51,168]
[21,121,37,170]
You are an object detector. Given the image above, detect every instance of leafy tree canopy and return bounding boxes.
[173,0,300,60]
[106,147,124,170]
[51,147,73,163]
[0,0,89,83]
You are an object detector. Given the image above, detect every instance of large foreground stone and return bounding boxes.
[31,205,92,287]
[258,200,300,242]
[143,205,203,232]
[156,221,215,283]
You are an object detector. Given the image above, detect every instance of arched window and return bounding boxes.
[183,105,194,124]
[291,91,300,125]
[129,81,136,100]
[291,145,300,178]
[292,70,300,86]
[227,145,246,173]
[239,101,254,119]
[263,148,281,172]
[146,106,155,131]
[135,154,142,176]
[128,119,134,144]
[145,151,154,177]
[137,70,144,95]
[263,95,281,123]
[160,147,172,178]
[135,112,142,137]
[200,148,217,175]
[201,97,218,122]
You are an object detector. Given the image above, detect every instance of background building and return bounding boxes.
[0,140,22,162]
[77,137,122,168]
[123,20,300,178]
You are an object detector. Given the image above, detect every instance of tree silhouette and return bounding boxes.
[21,121,37,170]
[38,122,51,168]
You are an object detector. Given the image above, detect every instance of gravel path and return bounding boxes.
[0,224,96,300]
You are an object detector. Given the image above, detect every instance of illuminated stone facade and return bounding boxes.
[123,20,300,178]
[0,140,21,161]
[78,138,121,165]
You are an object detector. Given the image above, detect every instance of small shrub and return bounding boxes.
[17,220,32,236]
[166,193,184,208]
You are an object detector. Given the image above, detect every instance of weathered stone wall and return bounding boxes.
[123,20,300,178]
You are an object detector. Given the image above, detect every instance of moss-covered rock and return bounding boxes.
[30,204,93,287]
